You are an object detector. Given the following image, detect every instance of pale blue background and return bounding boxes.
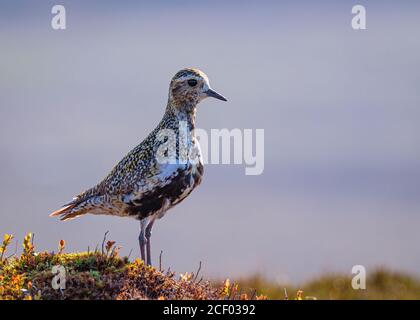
[1,1,419,283]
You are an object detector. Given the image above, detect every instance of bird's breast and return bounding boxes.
[125,142,204,220]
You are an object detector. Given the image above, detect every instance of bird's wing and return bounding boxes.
[51,155,186,220]
[50,135,156,220]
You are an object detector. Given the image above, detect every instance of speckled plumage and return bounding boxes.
[50,68,227,265]
[51,68,226,240]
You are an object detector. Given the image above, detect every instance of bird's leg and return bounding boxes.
[138,220,147,263]
[145,219,155,266]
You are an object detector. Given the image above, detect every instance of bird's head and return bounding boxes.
[168,68,227,111]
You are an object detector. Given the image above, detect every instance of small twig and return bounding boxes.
[101,231,109,256]
[237,288,242,300]
[166,267,175,278]
[193,261,202,282]
[110,246,116,258]
[250,288,257,300]
[284,288,288,300]
[127,248,133,260]
[228,283,236,300]
[5,239,18,259]
[14,239,18,256]
[159,250,163,272]
[31,233,35,246]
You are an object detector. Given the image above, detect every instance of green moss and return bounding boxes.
[1,250,226,300]
[0,234,226,300]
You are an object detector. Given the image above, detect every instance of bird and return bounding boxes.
[50,68,227,266]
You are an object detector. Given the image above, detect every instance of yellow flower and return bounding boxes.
[180,272,193,282]
[22,232,34,255]
[1,234,14,260]
[295,290,303,300]
[221,278,230,296]
[3,234,13,246]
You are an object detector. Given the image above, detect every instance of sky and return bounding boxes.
[1,1,419,283]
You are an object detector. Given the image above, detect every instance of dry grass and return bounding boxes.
[233,269,420,300]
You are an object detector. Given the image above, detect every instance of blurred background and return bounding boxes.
[1,0,419,285]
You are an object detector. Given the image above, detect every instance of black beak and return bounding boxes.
[206,88,227,101]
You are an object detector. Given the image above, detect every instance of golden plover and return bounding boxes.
[50,68,227,265]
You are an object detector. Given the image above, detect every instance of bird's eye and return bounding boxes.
[187,79,198,87]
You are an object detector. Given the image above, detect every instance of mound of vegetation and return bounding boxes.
[4,233,417,300]
[0,233,264,300]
